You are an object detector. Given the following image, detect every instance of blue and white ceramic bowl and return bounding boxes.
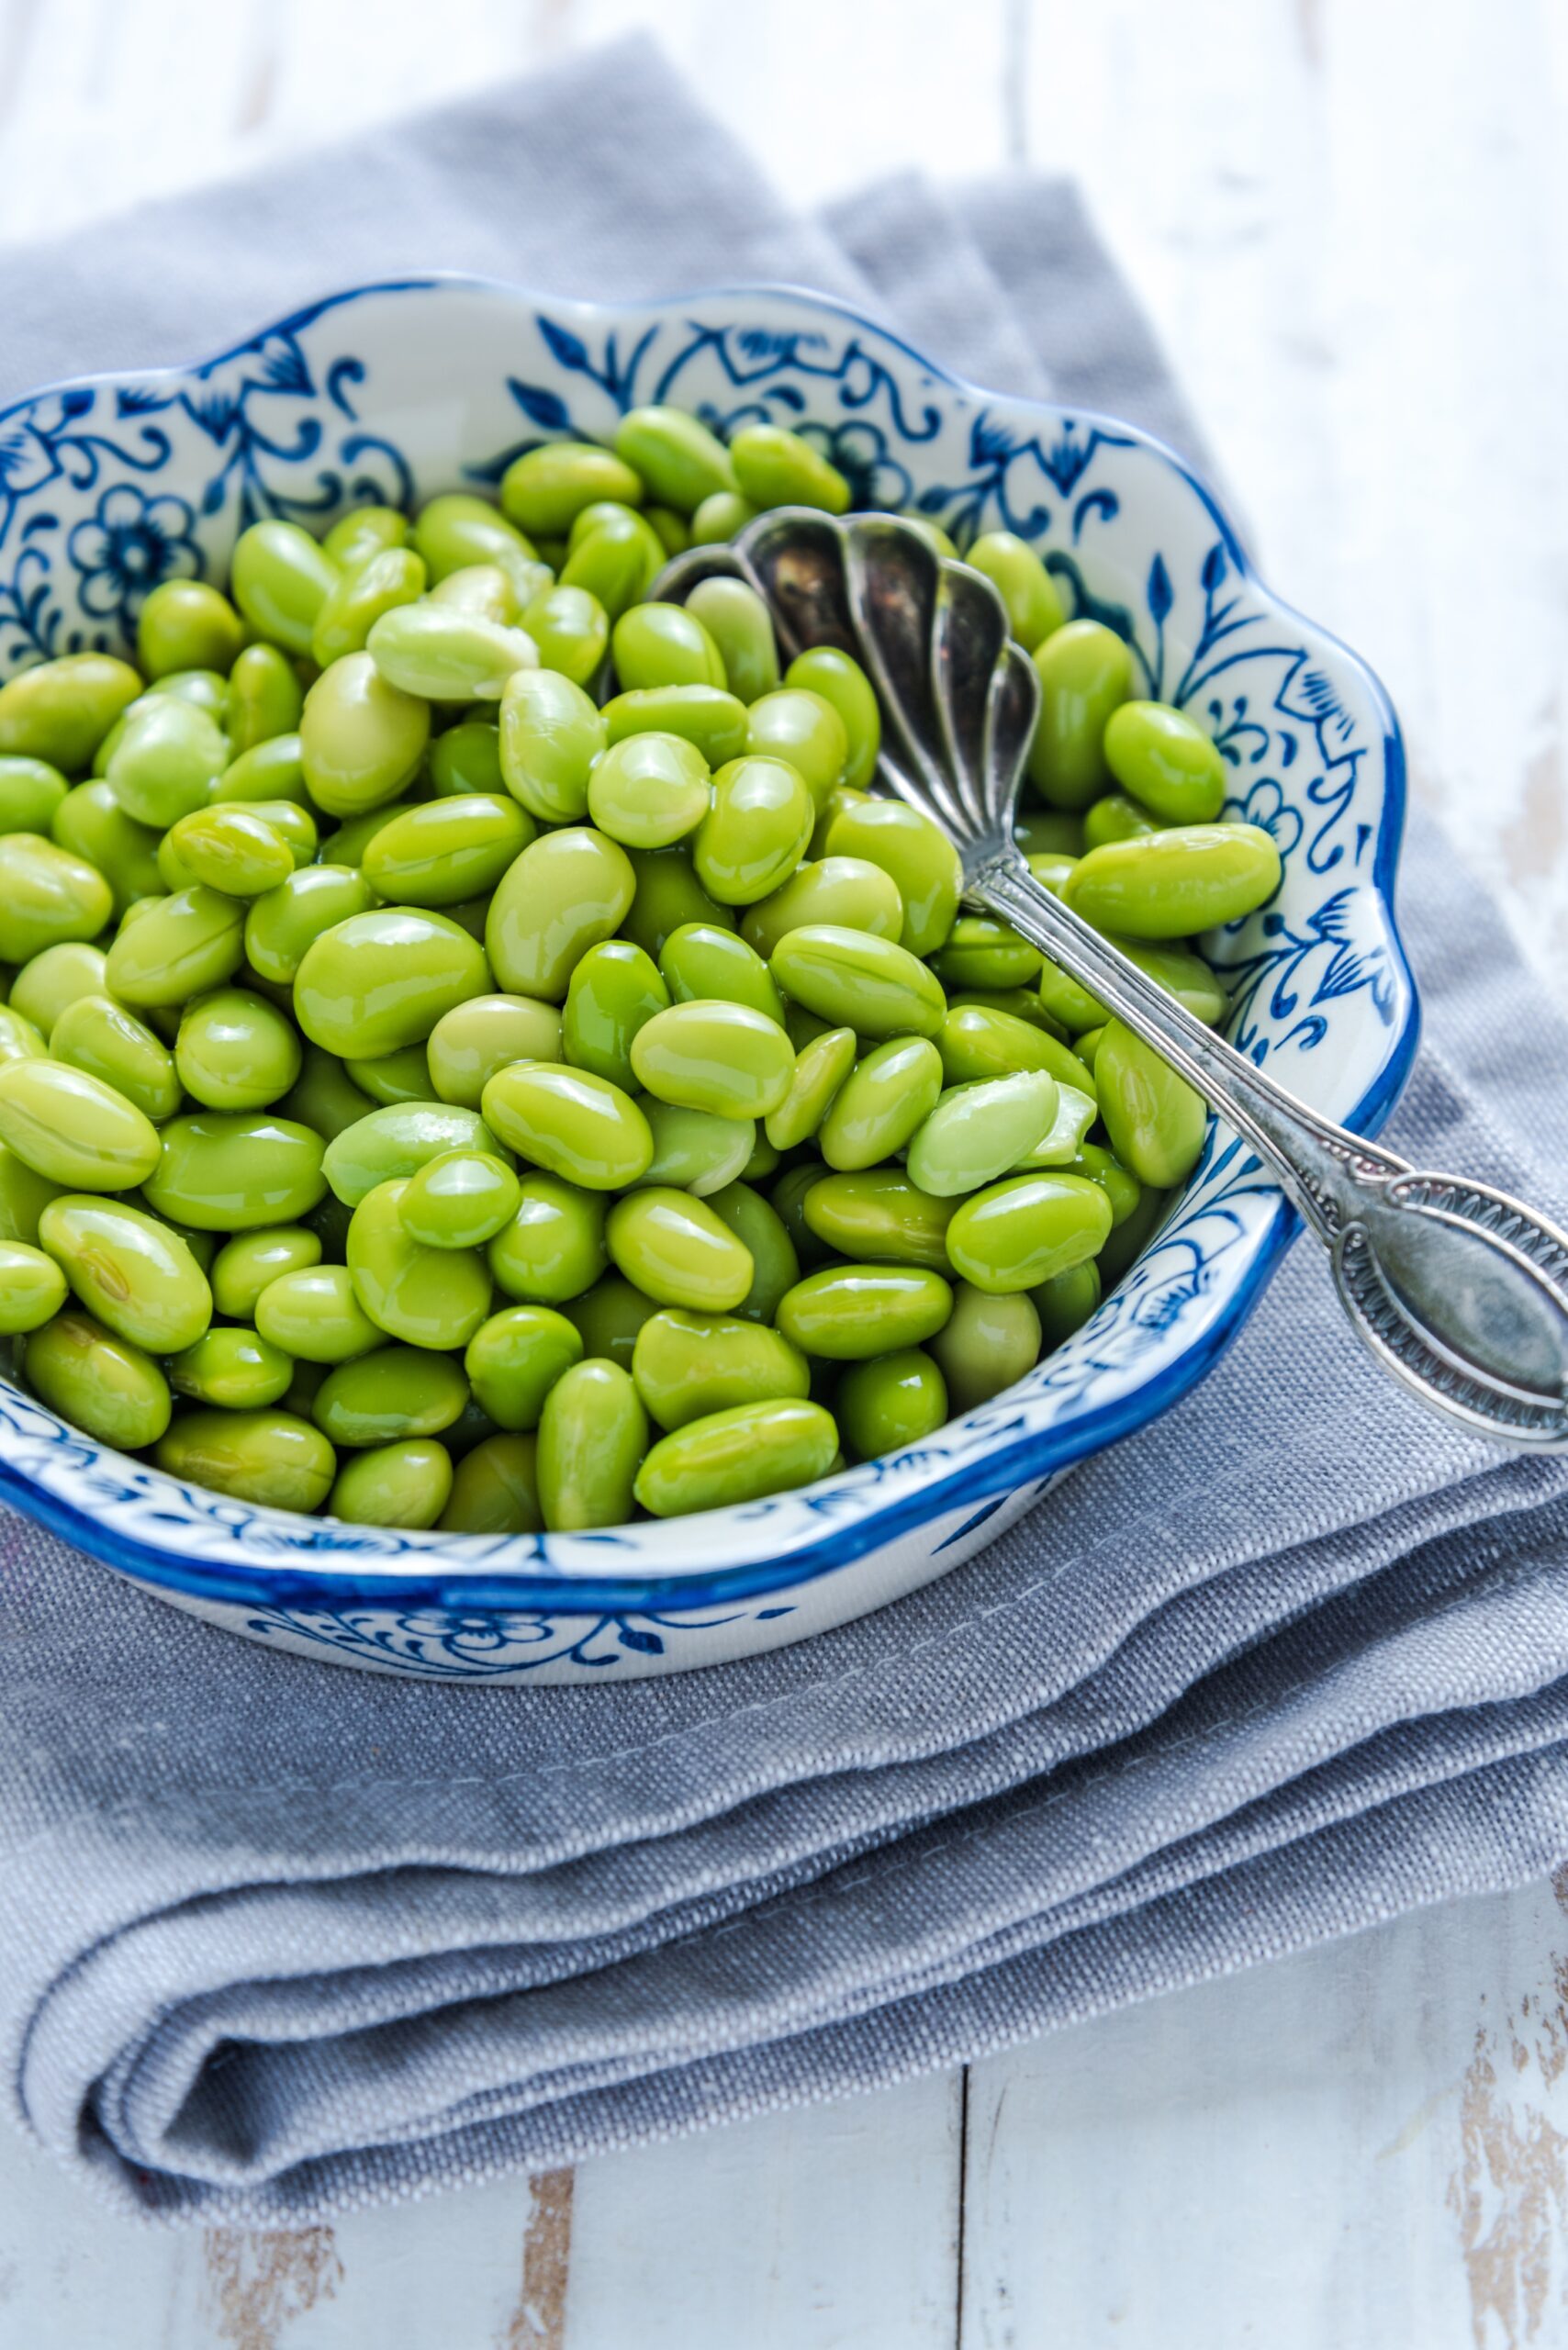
[0,277,1417,1682]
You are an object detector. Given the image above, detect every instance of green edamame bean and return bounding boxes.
[937,1004,1096,1101]
[0,755,68,836]
[900,517,958,557]
[366,602,537,701]
[706,1179,798,1323]
[362,794,534,906]
[801,1169,956,1271]
[657,922,783,1024]
[1065,1140,1139,1227]
[836,1348,947,1459]
[39,1193,211,1351]
[0,1060,161,1191]
[310,546,427,667]
[562,939,668,1088]
[587,731,711,850]
[169,1326,294,1411]
[49,781,161,914]
[1062,823,1282,939]
[26,1309,171,1449]
[0,654,142,776]
[613,408,736,512]
[438,1431,542,1534]
[765,1024,855,1150]
[906,1070,1060,1197]
[104,888,245,1010]
[328,1438,451,1528]
[347,1178,491,1349]
[501,442,644,538]
[636,1101,754,1195]
[254,1262,382,1363]
[0,834,113,964]
[740,855,903,959]
[1012,1079,1098,1170]
[0,1141,61,1245]
[634,1394,835,1517]
[145,1112,326,1230]
[932,914,1043,992]
[784,648,880,792]
[47,994,177,1122]
[224,643,305,756]
[316,803,412,867]
[622,846,735,961]
[729,424,850,515]
[1103,701,1227,824]
[323,504,408,571]
[0,1238,66,1334]
[963,532,1064,653]
[294,906,488,1058]
[313,1345,468,1446]
[771,923,947,1041]
[157,1407,334,1510]
[606,1186,753,1312]
[8,940,106,1037]
[137,579,245,678]
[1026,620,1134,808]
[429,721,504,800]
[211,1225,321,1320]
[487,1174,607,1304]
[630,999,794,1121]
[819,799,959,962]
[412,493,543,607]
[1082,791,1159,850]
[209,732,309,811]
[561,1273,658,1368]
[0,1006,43,1067]
[485,826,634,1002]
[230,519,339,655]
[497,667,605,824]
[1038,935,1230,1036]
[483,1062,654,1191]
[298,651,430,819]
[689,489,758,545]
[175,986,302,1111]
[147,668,230,716]
[611,602,724,693]
[693,755,812,906]
[1032,1259,1102,1348]
[930,1282,1043,1411]
[603,684,750,767]
[559,509,665,621]
[464,1304,582,1429]
[517,584,608,688]
[645,508,688,555]
[777,1265,952,1360]
[744,688,846,811]
[244,864,375,988]
[818,1035,944,1171]
[427,993,563,1110]
[629,1308,809,1430]
[322,1102,502,1207]
[1092,1018,1209,1188]
[771,1158,842,1265]
[537,1356,648,1531]
[163,805,297,899]
[276,1049,372,1148]
[684,578,779,703]
[344,1042,433,1109]
[945,1172,1113,1295]
[1015,809,1086,859]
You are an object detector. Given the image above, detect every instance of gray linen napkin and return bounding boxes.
[6,37,1568,2225]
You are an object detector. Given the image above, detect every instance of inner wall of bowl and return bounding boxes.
[0,279,1411,1583]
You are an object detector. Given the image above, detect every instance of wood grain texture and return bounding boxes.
[0,2,1564,2344]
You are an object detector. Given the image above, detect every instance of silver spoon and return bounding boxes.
[655,507,1568,1451]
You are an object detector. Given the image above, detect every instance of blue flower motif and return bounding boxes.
[799,419,913,511]
[1233,775,1304,859]
[67,483,199,622]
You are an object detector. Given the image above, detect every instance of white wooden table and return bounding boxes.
[2,3,1567,2343]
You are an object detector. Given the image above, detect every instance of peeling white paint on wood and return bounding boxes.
[1,1,1566,2343]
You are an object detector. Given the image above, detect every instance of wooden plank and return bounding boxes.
[959,1876,1568,2350]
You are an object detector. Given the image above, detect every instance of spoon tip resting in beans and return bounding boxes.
[0,409,1281,1532]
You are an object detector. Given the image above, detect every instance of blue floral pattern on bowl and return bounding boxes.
[0,278,1417,1683]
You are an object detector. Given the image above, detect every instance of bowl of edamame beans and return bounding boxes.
[0,280,1416,1682]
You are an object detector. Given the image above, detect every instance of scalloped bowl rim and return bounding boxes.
[0,274,1418,1617]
